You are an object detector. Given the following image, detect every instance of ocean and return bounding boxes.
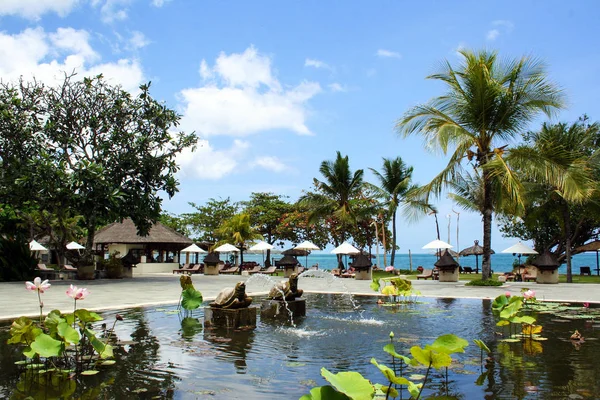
[238,252,599,274]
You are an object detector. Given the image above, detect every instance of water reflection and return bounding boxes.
[0,296,599,399]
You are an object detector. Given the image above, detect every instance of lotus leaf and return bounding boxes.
[182,288,203,310]
[370,279,380,292]
[44,310,65,336]
[84,329,114,359]
[522,325,543,335]
[8,317,42,345]
[30,333,63,358]
[81,370,100,376]
[75,309,103,324]
[431,334,469,354]
[500,299,523,319]
[370,358,411,385]
[383,343,411,364]
[57,322,80,345]
[473,339,491,354]
[299,385,351,400]
[410,346,452,369]
[373,383,398,398]
[381,286,397,296]
[321,367,375,399]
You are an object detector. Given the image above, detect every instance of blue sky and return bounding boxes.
[2,1,599,253]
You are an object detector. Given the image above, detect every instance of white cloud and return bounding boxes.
[92,0,130,23]
[305,58,332,70]
[251,156,288,172]
[0,0,79,19]
[376,49,401,59]
[176,139,250,179]
[0,27,145,93]
[328,83,346,92]
[179,46,321,137]
[129,31,150,50]
[151,0,172,6]
[486,20,514,41]
[486,29,499,41]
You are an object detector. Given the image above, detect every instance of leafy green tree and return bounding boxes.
[368,157,431,266]
[216,213,261,267]
[502,118,600,281]
[397,49,564,280]
[159,212,191,237]
[277,204,330,250]
[183,198,237,243]
[241,192,292,266]
[300,151,367,247]
[1,74,197,264]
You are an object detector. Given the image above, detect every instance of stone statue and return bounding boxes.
[268,273,304,301]
[210,281,253,309]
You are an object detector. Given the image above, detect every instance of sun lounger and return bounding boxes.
[416,269,434,280]
[522,267,537,282]
[36,264,57,279]
[246,265,262,275]
[462,266,474,274]
[173,264,192,274]
[256,266,276,275]
[331,269,341,277]
[220,266,240,275]
[62,264,77,271]
[580,266,591,275]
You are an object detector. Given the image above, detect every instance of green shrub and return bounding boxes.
[97,252,123,279]
[465,279,503,287]
[0,236,37,282]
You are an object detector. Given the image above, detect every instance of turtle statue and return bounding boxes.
[209,281,253,309]
[268,273,304,301]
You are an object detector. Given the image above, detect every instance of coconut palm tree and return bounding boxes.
[396,49,564,280]
[505,119,600,282]
[368,157,430,266]
[217,213,261,268]
[299,152,370,267]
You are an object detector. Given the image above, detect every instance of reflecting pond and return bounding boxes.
[1,295,599,399]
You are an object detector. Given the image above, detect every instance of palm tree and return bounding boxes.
[368,157,429,266]
[299,151,368,266]
[396,49,564,280]
[217,213,261,268]
[505,119,600,282]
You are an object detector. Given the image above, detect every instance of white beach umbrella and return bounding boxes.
[181,243,207,263]
[214,243,240,253]
[248,241,274,252]
[422,239,453,250]
[331,242,360,255]
[294,240,320,267]
[501,241,538,265]
[29,240,47,251]
[66,241,85,250]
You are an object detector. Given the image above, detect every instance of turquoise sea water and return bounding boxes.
[240,252,599,274]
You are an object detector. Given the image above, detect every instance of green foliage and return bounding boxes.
[465,279,503,287]
[0,236,37,282]
[374,277,419,304]
[97,252,124,279]
[181,288,203,310]
[473,339,491,354]
[184,197,238,243]
[302,333,468,400]
[30,333,63,358]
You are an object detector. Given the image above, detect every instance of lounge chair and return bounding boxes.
[522,267,537,282]
[62,264,78,271]
[186,264,203,274]
[580,266,592,276]
[36,264,56,279]
[246,265,262,275]
[340,268,355,279]
[416,269,434,280]
[331,269,341,277]
[173,264,191,274]
[258,266,277,275]
[220,266,240,275]
[462,267,474,274]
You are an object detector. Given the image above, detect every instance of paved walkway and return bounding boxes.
[1,273,598,321]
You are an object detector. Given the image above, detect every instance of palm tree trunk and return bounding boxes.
[391,210,397,267]
[481,168,494,280]
[562,202,572,283]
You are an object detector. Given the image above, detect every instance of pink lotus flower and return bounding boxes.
[505,291,511,298]
[66,284,90,300]
[583,302,590,308]
[523,289,535,300]
[25,277,51,293]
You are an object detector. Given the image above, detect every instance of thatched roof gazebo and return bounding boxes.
[94,219,194,274]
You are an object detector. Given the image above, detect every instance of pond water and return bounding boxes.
[1,295,599,399]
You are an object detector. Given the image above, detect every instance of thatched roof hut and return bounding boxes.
[94,219,192,248]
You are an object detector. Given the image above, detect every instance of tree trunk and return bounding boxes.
[85,216,96,266]
[481,166,494,280]
[391,210,397,266]
[562,202,572,283]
